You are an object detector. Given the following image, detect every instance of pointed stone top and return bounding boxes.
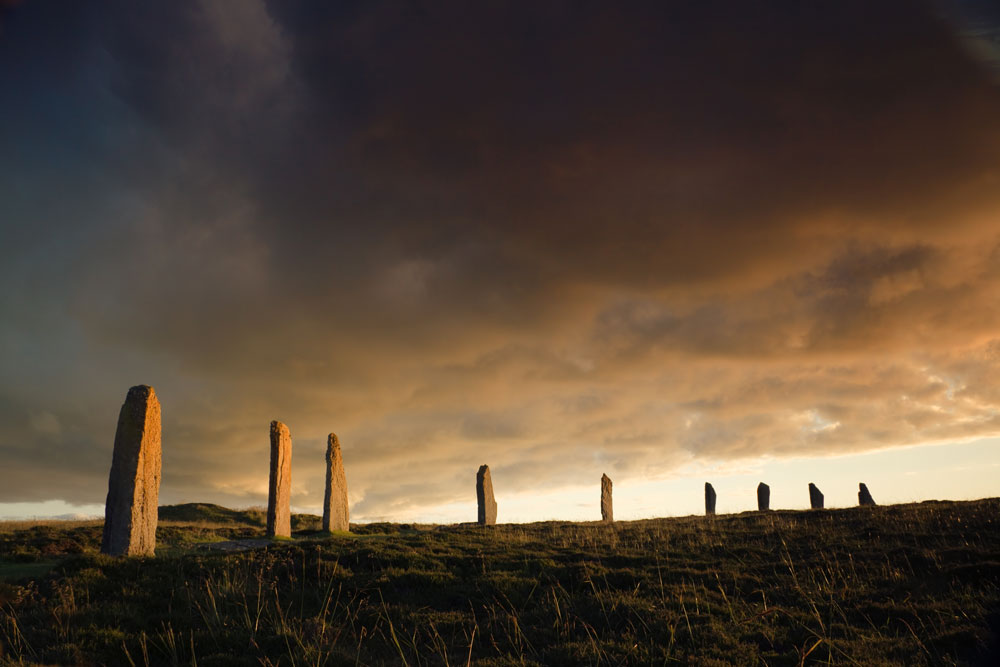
[808,482,824,509]
[127,385,156,401]
[602,473,611,482]
[326,433,342,463]
[478,464,489,474]
[271,420,289,435]
[858,482,876,506]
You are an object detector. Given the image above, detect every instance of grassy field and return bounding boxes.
[1,499,998,665]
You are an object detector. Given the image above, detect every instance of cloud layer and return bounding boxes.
[1,0,999,518]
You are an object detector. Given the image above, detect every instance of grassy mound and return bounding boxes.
[158,503,265,526]
[158,502,326,533]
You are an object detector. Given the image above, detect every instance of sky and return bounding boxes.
[1,0,1000,523]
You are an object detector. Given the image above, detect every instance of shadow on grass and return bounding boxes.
[0,560,59,581]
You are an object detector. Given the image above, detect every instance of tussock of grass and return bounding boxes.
[0,499,998,664]
[318,529,358,539]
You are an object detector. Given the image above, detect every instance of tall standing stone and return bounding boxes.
[808,482,824,509]
[323,433,349,532]
[858,483,876,506]
[705,482,717,515]
[101,385,162,557]
[476,465,497,526]
[601,474,613,522]
[757,482,770,511]
[267,420,292,538]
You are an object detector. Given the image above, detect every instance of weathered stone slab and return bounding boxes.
[101,385,162,557]
[267,420,292,538]
[705,482,717,515]
[808,482,824,509]
[858,482,876,506]
[757,482,770,511]
[323,433,349,532]
[601,473,613,522]
[476,465,497,526]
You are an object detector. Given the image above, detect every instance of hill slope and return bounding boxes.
[1,499,998,664]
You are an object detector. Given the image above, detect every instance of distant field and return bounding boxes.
[0,519,102,533]
[1,500,998,665]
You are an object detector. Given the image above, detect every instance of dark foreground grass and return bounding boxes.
[1,499,999,665]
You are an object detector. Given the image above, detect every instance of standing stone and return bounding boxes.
[808,482,824,509]
[101,385,162,557]
[267,420,292,538]
[322,433,349,532]
[858,483,876,506]
[476,465,497,526]
[757,482,770,511]
[705,482,717,515]
[601,474,613,522]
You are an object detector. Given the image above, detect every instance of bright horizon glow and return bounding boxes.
[0,499,104,521]
[7,437,995,524]
[362,436,1000,524]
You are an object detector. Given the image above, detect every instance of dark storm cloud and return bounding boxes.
[256,0,1000,285]
[1,0,999,517]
